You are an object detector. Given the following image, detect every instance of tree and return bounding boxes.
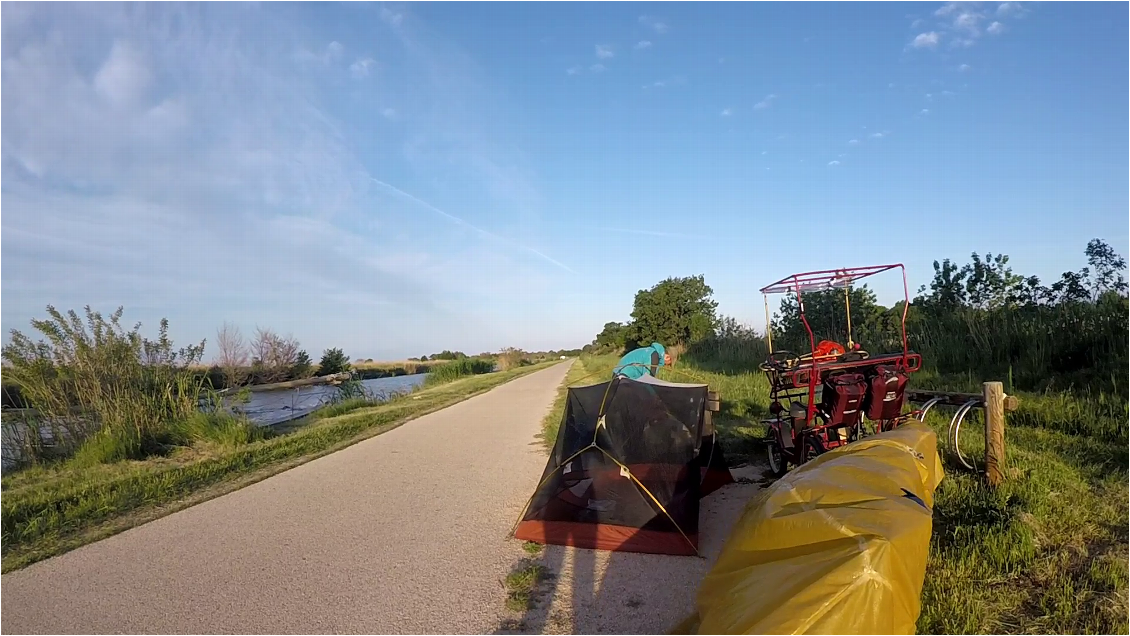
[250,327,301,383]
[1085,238,1128,299]
[292,350,314,378]
[593,321,629,352]
[318,347,351,375]
[215,322,249,388]
[963,252,1025,310]
[917,259,968,309]
[625,275,719,347]
[771,285,898,351]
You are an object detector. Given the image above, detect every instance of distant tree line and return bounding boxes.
[587,240,1128,392]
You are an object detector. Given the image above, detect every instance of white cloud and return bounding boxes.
[720,108,732,116]
[959,63,972,72]
[589,63,606,73]
[935,3,960,16]
[911,32,941,48]
[639,15,669,34]
[643,75,686,89]
[566,65,582,75]
[987,21,1004,34]
[1,3,583,358]
[848,139,859,145]
[997,2,1025,17]
[911,18,925,28]
[920,108,930,114]
[870,132,886,139]
[753,93,777,110]
[94,40,151,107]
[761,151,768,155]
[380,8,403,26]
[827,160,840,166]
[349,58,376,78]
[950,38,976,48]
[954,12,982,35]
[634,40,652,50]
[595,44,614,59]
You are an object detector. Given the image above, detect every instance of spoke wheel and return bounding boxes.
[767,439,787,477]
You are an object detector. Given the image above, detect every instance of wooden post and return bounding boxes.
[704,390,720,437]
[983,381,1005,486]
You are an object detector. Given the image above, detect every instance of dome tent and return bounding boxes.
[512,374,733,556]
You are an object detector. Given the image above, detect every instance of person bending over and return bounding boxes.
[612,342,671,379]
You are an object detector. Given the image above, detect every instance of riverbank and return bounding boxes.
[1,361,558,572]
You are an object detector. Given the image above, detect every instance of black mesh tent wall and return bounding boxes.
[513,375,734,556]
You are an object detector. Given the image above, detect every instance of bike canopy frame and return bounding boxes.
[759,264,914,426]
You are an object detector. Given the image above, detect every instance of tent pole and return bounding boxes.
[595,447,701,557]
[508,444,597,538]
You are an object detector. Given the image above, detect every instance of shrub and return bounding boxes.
[1,306,208,467]
[425,358,495,386]
[318,347,351,375]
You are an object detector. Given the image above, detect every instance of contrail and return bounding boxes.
[369,178,575,274]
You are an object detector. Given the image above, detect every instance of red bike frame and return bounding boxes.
[759,264,915,426]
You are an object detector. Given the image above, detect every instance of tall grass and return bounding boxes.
[911,299,1128,394]
[663,297,1128,634]
[1,307,212,467]
[1,361,556,571]
[424,358,495,386]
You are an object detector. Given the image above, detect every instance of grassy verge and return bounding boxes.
[1,361,557,572]
[504,559,553,611]
[916,390,1128,634]
[538,354,617,449]
[669,351,1128,634]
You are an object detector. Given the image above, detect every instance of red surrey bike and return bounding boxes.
[758,264,923,477]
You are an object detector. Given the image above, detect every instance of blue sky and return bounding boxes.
[3,2,1127,360]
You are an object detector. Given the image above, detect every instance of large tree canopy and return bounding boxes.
[625,275,719,348]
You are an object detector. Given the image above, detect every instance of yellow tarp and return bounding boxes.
[676,422,944,635]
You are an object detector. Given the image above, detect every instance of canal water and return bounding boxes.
[233,373,428,426]
[1,373,429,472]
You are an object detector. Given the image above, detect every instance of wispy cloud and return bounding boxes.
[566,65,582,75]
[349,57,376,78]
[381,108,397,119]
[928,3,1016,48]
[720,108,732,116]
[2,2,582,357]
[761,151,768,155]
[589,63,606,73]
[380,7,403,26]
[634,40,652,50]
[595,44,614,59]
[753,93,777,110]
[920,108,930,115]
[638,15,669,34]
[910,18,925,29]
[596,227,703,240]
[848,139,860,145]
[997,2,1027,17]
[642,75,685,89]
[870,131,888,139]
[911,31,940,48]
[959,63,972,72]
[828,160,841,167]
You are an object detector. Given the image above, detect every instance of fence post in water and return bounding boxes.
[983,381,1006,487]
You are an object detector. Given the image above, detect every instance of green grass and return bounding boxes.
[0,361,557,573]
[504,559,551,612]
[424,357,496,386]
[538,354,617,448]
[644,344,1128,635]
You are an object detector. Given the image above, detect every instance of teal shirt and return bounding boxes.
[613,343,667,379]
